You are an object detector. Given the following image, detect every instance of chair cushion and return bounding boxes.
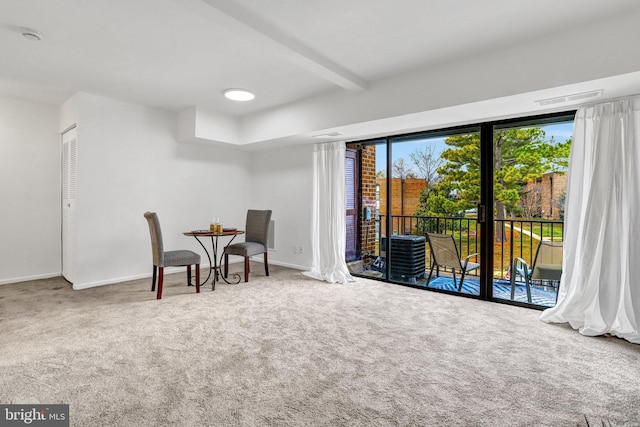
[163,250,200,267]
[225,242,267,257]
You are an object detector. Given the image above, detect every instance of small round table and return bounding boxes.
[183,229,245,290]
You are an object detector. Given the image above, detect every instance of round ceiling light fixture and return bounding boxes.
[21,27,43,41]
[224,89,255,102]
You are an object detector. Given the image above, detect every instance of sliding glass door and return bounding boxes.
[491,119,573,307]
[344,140,387,280]
[385,129,481,295]
[346,111,574,309]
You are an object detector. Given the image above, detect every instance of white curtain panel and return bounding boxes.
[303,141,354,284]
[540,96,640,344]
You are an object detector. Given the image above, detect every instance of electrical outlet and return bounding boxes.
[292,245,297,254]
[298,246,304,254]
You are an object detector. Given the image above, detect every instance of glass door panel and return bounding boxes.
[387,130,481,293]
[345,140,387,280]
[491,120,572,307]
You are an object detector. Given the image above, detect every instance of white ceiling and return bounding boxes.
[2,0,640,147]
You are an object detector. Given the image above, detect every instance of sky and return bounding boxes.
[376,121,574,176]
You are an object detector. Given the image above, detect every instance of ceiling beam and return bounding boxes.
[201,0,368,91]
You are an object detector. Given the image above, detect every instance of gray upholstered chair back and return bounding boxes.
[144,211,164,266]
[245,209,272,246]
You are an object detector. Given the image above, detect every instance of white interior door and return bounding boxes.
[62,127,77,283]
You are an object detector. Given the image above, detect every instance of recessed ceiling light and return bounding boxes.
[21,27,43,41]
[224,89,255,102]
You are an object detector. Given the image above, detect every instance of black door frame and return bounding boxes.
[347,110,576,307]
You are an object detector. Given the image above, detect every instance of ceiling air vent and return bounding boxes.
[312,132,343,138]
[535,90,602,107]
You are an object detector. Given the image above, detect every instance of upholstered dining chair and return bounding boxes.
[143,211,201,299]
[224,209,272,282]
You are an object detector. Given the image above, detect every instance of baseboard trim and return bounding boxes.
[232,256,308,271]
[267,259,309,271]
[2,259,307,290]
[73,272,154,290]
[71,260,247,290]
[0,272,61,286]
[71,265,215,290]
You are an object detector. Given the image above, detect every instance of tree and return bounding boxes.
[400,146,444,217]
[518,187,542,219]
[420,128,570,241]
[392,158,416,179]
[409,145,443,188]
[555,191,567,220]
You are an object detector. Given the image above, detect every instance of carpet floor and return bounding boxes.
[1,264,638,426]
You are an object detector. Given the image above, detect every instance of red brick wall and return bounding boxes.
[524,172,567,219]
[360,145,377,256]
[377,177,426,234]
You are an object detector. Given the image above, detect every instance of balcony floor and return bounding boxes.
[423,276,557,307]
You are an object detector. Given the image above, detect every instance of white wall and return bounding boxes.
[0,96,61,284]
[251,143,314,270]
[1,91,314,288]
[62,93,252,288]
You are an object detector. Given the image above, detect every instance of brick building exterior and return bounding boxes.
[376,178,426,217]
[523,172,567,219]
[360,145,378,257]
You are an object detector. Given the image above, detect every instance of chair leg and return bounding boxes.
[244,257,250,282]
[459,270,466,292]
[187,264,192,286]
[224,253,229,278]
[525,277,532,303]
[264,252,269,276]
[195,264,200,294]
[151,265,157,292]
[156,267,164,299]
[426,260,436,285]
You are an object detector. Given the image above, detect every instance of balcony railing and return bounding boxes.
[373,214,563,280]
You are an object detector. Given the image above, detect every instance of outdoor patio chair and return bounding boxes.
[510,240,563,303]
[426,232,480,291]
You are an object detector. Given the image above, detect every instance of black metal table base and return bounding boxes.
[189,233,242,290]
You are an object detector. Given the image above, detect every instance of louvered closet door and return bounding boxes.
[62,127,77,283]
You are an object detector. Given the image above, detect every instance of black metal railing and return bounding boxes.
[373,214,563,280]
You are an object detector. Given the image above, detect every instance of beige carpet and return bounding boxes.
[1,264,639,426]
